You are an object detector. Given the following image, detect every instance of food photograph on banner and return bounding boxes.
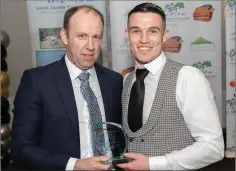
[39,27,65,49]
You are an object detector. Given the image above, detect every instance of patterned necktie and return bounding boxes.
[128,68,149,132]
[78,71,106,156]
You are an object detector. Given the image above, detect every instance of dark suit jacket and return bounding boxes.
[11,58,123,170]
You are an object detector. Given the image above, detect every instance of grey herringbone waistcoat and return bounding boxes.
[122,59,195,156]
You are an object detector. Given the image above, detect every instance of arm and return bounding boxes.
[11,70,70,169]
[149,66,224,170]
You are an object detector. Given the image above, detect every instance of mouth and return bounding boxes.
[83,54,94,57]
[82,54,94,60]
[138,46,152,52]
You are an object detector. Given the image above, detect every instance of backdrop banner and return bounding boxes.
[110,1,223,125]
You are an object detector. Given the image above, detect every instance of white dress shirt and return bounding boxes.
[128,52,224,170]
[64,56,111,170]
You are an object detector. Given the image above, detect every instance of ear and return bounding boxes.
[125,28,129,39]
[163,29,169,43]
[60,28,68,46]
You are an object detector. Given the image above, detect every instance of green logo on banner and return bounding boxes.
[164,2,185,12]
[193,61,212,68]
[191,37,213,45]
[192,61,216,79]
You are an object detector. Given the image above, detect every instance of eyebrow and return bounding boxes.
[148,26,161,31]
[129,26,140,31]
[129,26,161,31]
[77,32,103,37]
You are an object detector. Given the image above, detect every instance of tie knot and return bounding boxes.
[136,68,149,81]
[78,71,89,81]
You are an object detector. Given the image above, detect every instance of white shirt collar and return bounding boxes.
[135,51,167,75]
[65,54,94,81]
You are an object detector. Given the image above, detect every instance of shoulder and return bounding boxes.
[166,59,184,71]
[178,66,210,87]
[94,63,123,80]
[22,60,62,79]
[166,60,204,79]
[180,66,206,78]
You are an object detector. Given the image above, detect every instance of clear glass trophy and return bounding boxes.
[94,122,133,167]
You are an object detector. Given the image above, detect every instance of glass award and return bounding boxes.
[94,122,133,167]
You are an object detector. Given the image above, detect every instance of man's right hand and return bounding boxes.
[73,156,111,170]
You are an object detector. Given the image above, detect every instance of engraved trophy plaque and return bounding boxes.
[95,122,132,167]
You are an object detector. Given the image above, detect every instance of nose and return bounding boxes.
[86,37,95,51]
[140,32,148,44]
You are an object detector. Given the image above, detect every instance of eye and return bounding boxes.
[78,34,87,39]
[149,30,158,34]
[131,30,140,34]
[93,35,102,41]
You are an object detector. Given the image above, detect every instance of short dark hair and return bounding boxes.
[128,2,166,29]
[63,5,104,32]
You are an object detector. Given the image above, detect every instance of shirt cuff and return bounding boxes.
[65,157,77,171]
[149,156,167,170]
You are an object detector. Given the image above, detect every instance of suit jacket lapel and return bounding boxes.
[94,64,112,122]
[53,58,80,141]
